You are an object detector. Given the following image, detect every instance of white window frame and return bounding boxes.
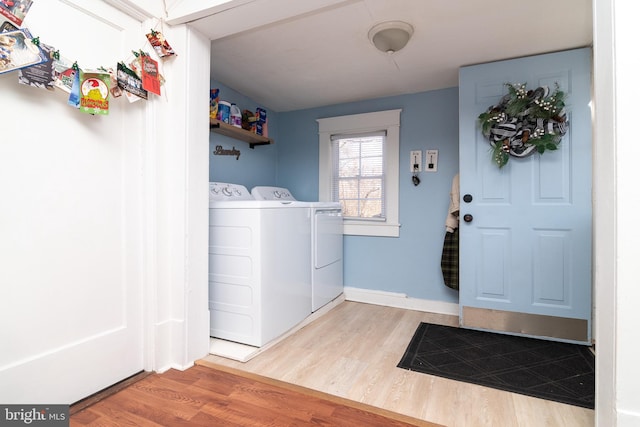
[318,109,401,237]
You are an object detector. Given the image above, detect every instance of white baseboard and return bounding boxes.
[343,286,459,317]
[153,318,197,373]
[156,361,195,373]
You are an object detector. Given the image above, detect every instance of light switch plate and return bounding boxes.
[410,150,422,172]
[425,149,438,172]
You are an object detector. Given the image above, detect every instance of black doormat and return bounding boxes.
[397,323,595,409]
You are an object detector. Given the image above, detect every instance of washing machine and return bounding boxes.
[251,186,343,312]
[208,182,311,347]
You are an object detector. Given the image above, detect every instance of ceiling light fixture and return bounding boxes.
[368,21,414,54]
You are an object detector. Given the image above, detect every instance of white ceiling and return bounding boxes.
[188,0,593,112]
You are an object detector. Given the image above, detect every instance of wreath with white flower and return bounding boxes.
[478,82,569,168]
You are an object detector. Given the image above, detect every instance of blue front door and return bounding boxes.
[458,48,592,344]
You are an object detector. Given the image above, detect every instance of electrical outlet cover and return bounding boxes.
[410,150,422,172]
[425,149,438,172]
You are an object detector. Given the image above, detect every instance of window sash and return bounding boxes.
[331,131,386,220]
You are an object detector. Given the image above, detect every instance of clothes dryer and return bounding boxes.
[251,186,343,311]
[208,182,311,347]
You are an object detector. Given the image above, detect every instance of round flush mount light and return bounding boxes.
[368,21,414,54]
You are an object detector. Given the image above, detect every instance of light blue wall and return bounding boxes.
[209,81,460,304]
[209,82,279,190]
[278,89,460,303]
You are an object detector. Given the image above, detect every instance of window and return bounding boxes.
[332,131,386,220]
[318,109,401,237]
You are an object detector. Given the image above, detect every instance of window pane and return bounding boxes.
[361,140,382,156]
[341,200,359,217]
[338,158,359,177]
[359,178,382,218]
[361,157,383,176]
[359,179,382,199]
[338,179,359,199]
[332,133,385,220]
[338,141,359,158]
[360,199,382,218]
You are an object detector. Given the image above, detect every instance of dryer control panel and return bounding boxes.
[251,186,297,201]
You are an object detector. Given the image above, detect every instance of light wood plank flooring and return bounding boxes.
[201,301,594,427]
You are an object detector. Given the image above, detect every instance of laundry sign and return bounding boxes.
[213,145,240,160]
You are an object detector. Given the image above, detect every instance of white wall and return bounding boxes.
[610,1,640,425]
[0,0,210,402]
[0,0,156,403]
[593,0,616,424]
[101,0,212,374]
[593,0,640,425]
[148,22,211,373]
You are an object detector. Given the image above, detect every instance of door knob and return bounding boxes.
[463,214,473,223]
[463,194,473,203]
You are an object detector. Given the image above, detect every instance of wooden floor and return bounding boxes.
[70,364,439,426]
[201,301,595,427]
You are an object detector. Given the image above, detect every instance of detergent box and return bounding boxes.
[255,107,267,136]
[209,88,219,119]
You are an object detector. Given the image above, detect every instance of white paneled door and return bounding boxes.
[0,1,147,403]
[458,49,593,344]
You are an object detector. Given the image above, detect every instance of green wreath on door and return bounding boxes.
[478,82,569,168]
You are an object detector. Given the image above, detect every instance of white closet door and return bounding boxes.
[0,0,147,403]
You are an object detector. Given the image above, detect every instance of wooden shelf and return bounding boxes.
[210,118,273,149]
